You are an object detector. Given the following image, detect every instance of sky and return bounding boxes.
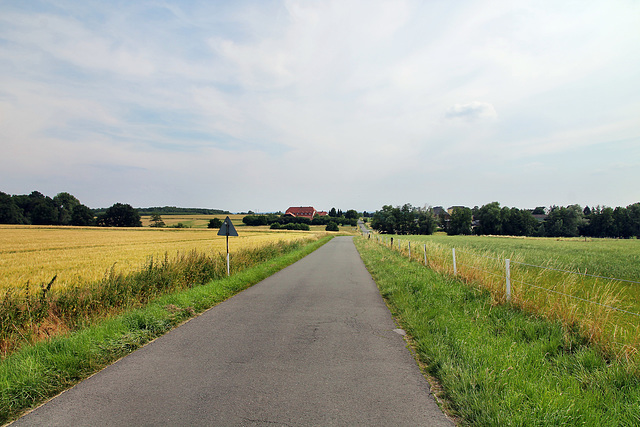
[1,0,639,213]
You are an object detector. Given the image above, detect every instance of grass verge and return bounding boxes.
[1,236,327,356]
[354,236,640,425]
[0,236,332,425]
[379,234,640,361]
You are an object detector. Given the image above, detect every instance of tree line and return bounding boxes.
[370,202,640,238]
[370,204,438,235]
[0,191,141,227]
[135,206,229,215]
[242,208,359,228]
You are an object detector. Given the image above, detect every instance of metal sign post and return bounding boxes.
[217,216,238,276]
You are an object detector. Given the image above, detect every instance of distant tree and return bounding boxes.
[71,204,95,226]
[325,221,339,231]
[271,222,310,230]
[243,215,268,226]
[592,206,616,237]
[474,203,539,237]
[98,203,141,227]
[532,207,546,215]
[29,193,59,225]
[613,206,631,238]
[371,204,435,235]
[344,209,359,219]
[208,218,223,228]
[626,203,640,238]
[543,205,584,237]
[329,208,337,217]
[416,208,437,235]
[514,208,540,236]
[311,216,330,225]
[0,192,26,224]
[396,204,416,235]
[53,192,80,225]
[371,205,397,234]
[475,202,502,235]
[150,213,166,228]
[437,212,449,233]
[136,207,230,215]
[447,207,473,235]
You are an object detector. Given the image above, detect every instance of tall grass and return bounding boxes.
[375,234,640,362]
[355,237,640,425]
[0,237,320,358]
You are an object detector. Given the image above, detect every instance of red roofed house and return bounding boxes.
[285,206,318,219]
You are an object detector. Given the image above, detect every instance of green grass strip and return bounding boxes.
[0,236,332,425]
[354,237,640,426]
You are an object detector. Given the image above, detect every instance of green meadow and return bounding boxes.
[398,234,640,281]
[373,233,640,361]
[355,236,640,425]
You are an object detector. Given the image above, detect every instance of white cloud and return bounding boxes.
[0,12,156,77]
[0,0,638,211]
[445,102,497,121]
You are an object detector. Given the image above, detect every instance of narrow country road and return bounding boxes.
[12,236,452,426]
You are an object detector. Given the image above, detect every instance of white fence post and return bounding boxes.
[423,244,427,266]
[505,258,511,302]
[452,248,457,275]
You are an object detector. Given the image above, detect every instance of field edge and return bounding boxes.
[0,235,333,425]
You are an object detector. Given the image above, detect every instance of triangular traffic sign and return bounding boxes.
[217,216,239,237]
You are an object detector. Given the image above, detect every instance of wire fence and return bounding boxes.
[365,231,640,358]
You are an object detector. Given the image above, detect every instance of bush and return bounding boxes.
[208,218,223,229]
[243,215,268,226]
[97,203,142,227]
[325,222,339,231]
[270,223,310,231]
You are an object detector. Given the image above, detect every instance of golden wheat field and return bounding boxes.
[139,214,246,228]
[0,224,324,294]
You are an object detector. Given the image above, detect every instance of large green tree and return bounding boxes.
[71,204,95,226]
[53,192,80,225]
[447,207,473,235]
[543,205,585,237]
[475,202,502,235]
[371,204,436,235]
[97,203,142,227]
[344,209,359,219]
[0,192,26,224]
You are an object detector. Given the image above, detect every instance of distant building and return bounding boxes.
[433,206,449,218]
[447,206,467,215]
[285,206,318,219]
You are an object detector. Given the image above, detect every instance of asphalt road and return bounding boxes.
[12,236,452,426]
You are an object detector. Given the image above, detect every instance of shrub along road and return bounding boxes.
[11,236,451,426]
